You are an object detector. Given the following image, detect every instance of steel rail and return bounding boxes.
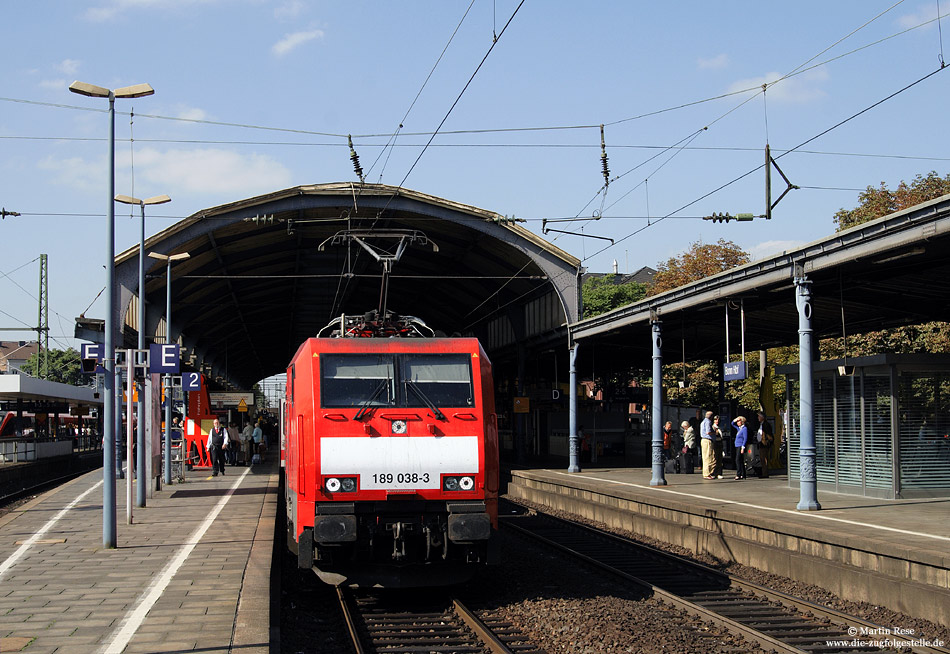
[505,519,806,654]
[507,510,950,654]
[335,588,524,653]
[335,587,366,654]
[452,598,516,654]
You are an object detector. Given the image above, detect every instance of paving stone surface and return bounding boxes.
[0,461,277,653]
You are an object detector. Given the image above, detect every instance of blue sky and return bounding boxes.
[1,1,948,356]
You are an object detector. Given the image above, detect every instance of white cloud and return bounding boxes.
[39,148,293,199]
[275,0,306,20]
[39,78,68,91]
[698,53,729,70]
[84,0,217,22]
[174,105,209,122]
[272,29,324,56]
[39,155,106,191]
[898,3,939,29]
[727,68,829,104]
[130,147,293,194]
[748,239,807,261]
[58,59,81,75]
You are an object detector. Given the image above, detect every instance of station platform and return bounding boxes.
[506,465,950,628]
[0,457,279,654]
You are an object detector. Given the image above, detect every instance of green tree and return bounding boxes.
[647,238,753,409]
[833,171,950,232]
[831,171,950,356]
[581,276,648,318]
[21,348,84,385]
[648,237,751,296]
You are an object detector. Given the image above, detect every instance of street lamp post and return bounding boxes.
[115,194,170,508]
[148,251,190,485]
[69,80,154,549]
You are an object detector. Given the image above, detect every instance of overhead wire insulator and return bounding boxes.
[243,213,275,225]
[348,135,365,183]
[599,124,610,188]
[702,212,757,223]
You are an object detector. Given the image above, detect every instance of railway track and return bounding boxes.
[502,506,949,654]
[0,467,94,512]
[336,587,546,654]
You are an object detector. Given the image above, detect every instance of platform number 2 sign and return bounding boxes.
[183,372,202,391]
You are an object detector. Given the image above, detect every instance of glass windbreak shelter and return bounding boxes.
[779,354,950,499]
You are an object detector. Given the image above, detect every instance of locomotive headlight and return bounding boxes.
[340,477,356,492]
[325,477,342,493]
[442,475,475,492]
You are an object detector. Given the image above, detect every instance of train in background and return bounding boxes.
[282,311,499,587]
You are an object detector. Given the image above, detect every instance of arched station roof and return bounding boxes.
[113,183,580,389]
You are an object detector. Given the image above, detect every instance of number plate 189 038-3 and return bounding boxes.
[363,471,436,489]
[320,436,479,490]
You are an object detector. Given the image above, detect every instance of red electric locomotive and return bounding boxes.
[283,312,499,587]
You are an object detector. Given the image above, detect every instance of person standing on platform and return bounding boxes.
[579,425,590,464]
[700,410,715,478]
[252,419,264,463]
[680,420,695,473]
[207,417,229,476]
[712,414,725,479]
[226,421,239,466]
[662,420,674,461]
[755,411,773,478]
[241,421,254,466]
[732,415,748,480]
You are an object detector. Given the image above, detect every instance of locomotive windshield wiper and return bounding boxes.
[405,380,446,421]
[354,379,389,421]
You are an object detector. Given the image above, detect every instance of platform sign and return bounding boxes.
[724,361,747,381]
[209,392,254,411]
[183,372,202,391]
[80,343,105,374]
[149,344,180,374]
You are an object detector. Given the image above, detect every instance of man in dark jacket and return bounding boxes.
[206,417,229,476]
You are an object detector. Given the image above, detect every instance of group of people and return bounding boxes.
[663,410,773,480]
[661,419,697,474]
[206,416,269,477]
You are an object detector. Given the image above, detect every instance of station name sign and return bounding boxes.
[723,361,747,381]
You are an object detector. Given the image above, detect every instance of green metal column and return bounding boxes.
[37,253,49,379]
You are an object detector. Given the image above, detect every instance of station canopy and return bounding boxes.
[571,193,950,374]
[112,183,580,390]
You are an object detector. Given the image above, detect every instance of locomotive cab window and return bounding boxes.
[401,354,474,408]
[321,354,395,408]
[319,352,474,409]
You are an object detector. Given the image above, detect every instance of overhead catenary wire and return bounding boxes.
[329,0,519,320]
[4,6,947,342]
[565,1,938,265]
[4,7,944,148]
[583,64,950,264]
[938,0,947,66]
[365,0,477,183]
[390,0,527,196]
[7,134,950,164]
